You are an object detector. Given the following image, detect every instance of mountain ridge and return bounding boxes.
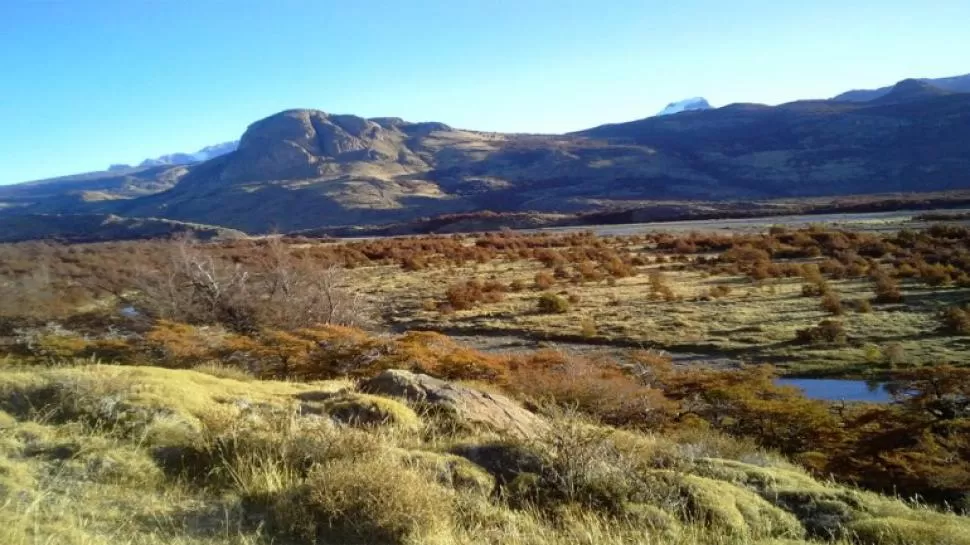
[833,73,970,102]
[114,140,240,170]
[2,76,970,236]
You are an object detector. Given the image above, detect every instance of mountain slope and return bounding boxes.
[0,165,189,211]
[3,79,970,235]
[833,73,970,102]
[578,80,970,198]
[0,213,245,243]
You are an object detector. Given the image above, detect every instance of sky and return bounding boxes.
[1,0,968,185]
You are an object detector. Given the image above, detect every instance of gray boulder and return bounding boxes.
[360,370,547,438]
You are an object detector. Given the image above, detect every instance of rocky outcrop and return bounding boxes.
[218,109,430,184]
[360,369,548,438]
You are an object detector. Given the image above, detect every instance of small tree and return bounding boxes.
[537,293,570,314]
[873,272,903,304]
[821,292,843,316]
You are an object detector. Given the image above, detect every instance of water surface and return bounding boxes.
[776,378,892,403]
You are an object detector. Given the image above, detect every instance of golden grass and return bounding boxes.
[349,258,970,375]
[1,363,968,545]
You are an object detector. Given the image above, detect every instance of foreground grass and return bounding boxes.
[1,362,968,544]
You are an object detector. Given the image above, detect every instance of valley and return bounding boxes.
[5,4,970,543]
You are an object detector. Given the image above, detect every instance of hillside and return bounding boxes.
[0,213,246,243]
[0,164,188,209]
[834,73,970,102]
[1,79,969,234]
[3,361,969,545]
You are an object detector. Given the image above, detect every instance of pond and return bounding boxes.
[776,378,892,403]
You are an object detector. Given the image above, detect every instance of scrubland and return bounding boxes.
[1,223,970,544]
[2,361,969,545]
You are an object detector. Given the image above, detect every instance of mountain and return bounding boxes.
[0,165,189,212]
[0,213,245,243]
[657,97,712,116]
[112,140,240,169]
[833,73,970,102]
[2,78,970,236]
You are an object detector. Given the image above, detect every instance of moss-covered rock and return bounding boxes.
[77,446,164,486]
[692,458,827,493]
[322,392,421,430]
[644,470,805,539]
[848,517,970,545]
[771,488,866,539]
[261,456,455,545]
[450,441,546,486]
[403,450,496,496]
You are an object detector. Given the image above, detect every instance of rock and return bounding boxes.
[401,449,496,496]
[449,442,547,488]
[360,370,548,438]
[304,392,421,431]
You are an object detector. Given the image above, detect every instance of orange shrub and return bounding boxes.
[534,271,555,290]
[507,350,671,428]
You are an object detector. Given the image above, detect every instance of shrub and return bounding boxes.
[801,281,830,297]
[580,317,597,338]
[855,299,873,313]
[262,457,455,544]
[942,305,970,335]
[134,235,363,332]
[444,278,505,310]
[534,271,555,290]
[536,293,570,314]
[873,273,903,304]
[507,352,670,428]
[795,320,847,345]
[708,285,732,298]
[821,292,843,316]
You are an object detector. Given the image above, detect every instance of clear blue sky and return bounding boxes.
[2,0,968,185]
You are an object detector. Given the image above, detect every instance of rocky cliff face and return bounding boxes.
[217,110,432,184]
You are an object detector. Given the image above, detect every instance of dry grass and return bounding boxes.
[351,258,970,375]
[1,362,967,545]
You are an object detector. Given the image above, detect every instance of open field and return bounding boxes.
[345,225,970,378]
[357,263,970,376]
[2,217,970,543]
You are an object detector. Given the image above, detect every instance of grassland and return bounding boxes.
[352,248,970,377]
[2,223,970,543]
[2,361,969,545]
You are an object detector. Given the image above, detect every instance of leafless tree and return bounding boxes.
[252,236,364,329]
[133,234,365,332]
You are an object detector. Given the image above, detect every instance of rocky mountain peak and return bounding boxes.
[657,97,712,116]
[217,109,449,184]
